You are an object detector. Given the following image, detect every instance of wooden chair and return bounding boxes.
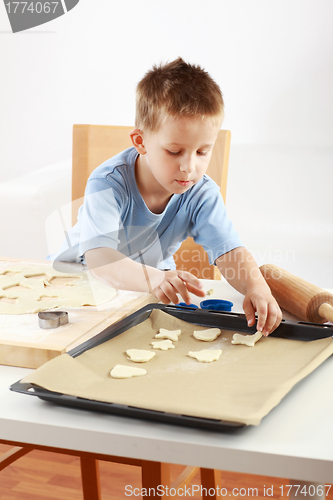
[0,439,221,499]
[71,123,226,496]
[72,124,231,279]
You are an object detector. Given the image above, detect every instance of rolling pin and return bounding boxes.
[260,263,333,324]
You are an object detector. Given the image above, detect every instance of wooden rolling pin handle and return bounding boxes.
[260,263,333,323]
[318,303,333,324]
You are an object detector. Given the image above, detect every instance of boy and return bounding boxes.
[52,58,282,335]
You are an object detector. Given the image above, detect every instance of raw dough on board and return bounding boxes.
[188,349,222,363]
[154,328,182,341]
[126,349,156,363]
[231,331,263,347]
[193,328,221,342]
[110,364,147,379]
[0,265,116,314]
[151,340,175,350]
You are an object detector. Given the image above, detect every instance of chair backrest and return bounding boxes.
[72,124,231,278]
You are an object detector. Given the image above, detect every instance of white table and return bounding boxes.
[1,279,332,494]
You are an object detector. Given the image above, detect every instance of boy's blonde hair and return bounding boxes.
[135,58,224,132]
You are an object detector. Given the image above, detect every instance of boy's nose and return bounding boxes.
[180,155,195,174]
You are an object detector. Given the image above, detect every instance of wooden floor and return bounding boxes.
[0,444,332,499]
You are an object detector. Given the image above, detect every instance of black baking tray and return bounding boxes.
[10,304,333,431]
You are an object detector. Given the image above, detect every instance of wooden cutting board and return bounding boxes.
[0,257,156,368]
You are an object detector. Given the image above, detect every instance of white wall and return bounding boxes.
[1,0,333,180]
[0,0,332,286]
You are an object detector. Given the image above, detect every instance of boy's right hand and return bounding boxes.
[152,270,206,305]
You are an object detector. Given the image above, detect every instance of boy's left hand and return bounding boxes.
[242,286,282,336]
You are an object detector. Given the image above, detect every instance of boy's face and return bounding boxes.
[135,115,221,198]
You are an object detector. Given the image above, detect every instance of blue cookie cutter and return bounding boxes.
[200,299,233,312]
[176,302,198,309]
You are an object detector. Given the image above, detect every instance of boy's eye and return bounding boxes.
[166,150,181,156]
[197,151,208,156]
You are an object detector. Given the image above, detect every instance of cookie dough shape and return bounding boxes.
[155,328,182,342]
[110,364,147,379]
[193,328,221,342]
[126,349,156,363]
[0,265,116,314]
[231,331,263,347]
[188,349,222,363]
[151,340,175,350]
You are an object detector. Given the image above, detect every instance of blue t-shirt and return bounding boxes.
[51,147,242,269]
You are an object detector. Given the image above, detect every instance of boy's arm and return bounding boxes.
[216,247,282,335]
[85,247,205,305]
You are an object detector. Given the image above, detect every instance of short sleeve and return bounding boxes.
[190,182,243,264]
[79,178,123,255]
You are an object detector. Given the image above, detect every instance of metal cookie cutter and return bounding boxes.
[38,311,69,329]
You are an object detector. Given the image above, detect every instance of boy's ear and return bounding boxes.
[130,128,146,154]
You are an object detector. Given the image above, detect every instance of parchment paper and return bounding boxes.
[23,310,333,426]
